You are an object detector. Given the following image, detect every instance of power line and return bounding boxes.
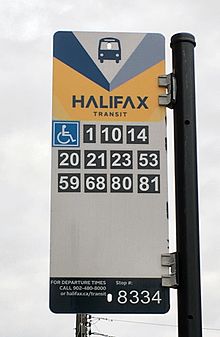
[92,317,177,328]
[92,316,220,332]
[91,333,115,337]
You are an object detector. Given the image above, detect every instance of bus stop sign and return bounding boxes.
[50,31,169,314]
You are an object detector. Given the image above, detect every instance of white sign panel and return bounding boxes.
[50,31,169,313]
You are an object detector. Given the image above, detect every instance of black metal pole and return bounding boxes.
[170,33,202,337]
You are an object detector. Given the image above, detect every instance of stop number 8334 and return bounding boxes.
[117,290,162,305]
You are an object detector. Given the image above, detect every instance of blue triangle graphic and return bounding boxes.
[53,31,110,91]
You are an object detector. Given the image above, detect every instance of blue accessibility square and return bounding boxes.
[52,121,80,147]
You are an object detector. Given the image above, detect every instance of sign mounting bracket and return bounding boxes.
[158,73,177,108]
[161,252,178,288]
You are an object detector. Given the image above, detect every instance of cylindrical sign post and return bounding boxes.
[171,33,202,337]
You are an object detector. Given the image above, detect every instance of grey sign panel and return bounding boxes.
[50,31,169,313]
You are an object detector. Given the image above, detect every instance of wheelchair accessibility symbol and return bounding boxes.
[52,121,80,147]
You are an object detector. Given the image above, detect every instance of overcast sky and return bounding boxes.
[0,0,220,336]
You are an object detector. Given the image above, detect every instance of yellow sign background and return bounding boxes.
[52,58,166,122]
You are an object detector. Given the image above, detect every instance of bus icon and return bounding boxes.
[98,37,121,63]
